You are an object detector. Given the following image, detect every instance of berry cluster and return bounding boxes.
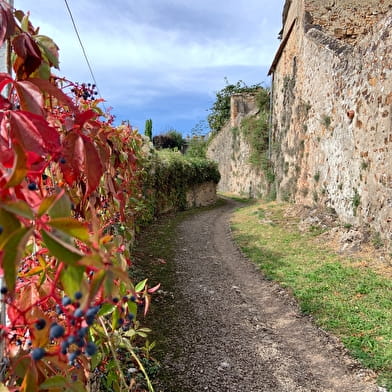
[25,290,140,367]
[71,83,98,101]
[30,291,99,365]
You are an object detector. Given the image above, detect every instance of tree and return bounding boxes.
[144,118,152,140]
[153,129,184,150]
[207,78,262,134]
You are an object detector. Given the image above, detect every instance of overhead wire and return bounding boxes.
[63,0,107,111]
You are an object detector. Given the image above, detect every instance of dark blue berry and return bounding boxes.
[73,308,84,318]
[85,307,99,317]
[117,318,124,327]
[49,324,65,339]
[127,313,134,321]
[60,341,69,355]
[112,297,119,303]
[68,351,78,364]
[0,226,3,235]
[0,286,7,294]
[42,174,48,180]
[62,296,72,306]
[85,342,97,356]
[74,291,83,300]
[35,319,46,330]
[28,182,37,191]
[130,296,136,302]
[67,335,77,345]
[31,347,45,360]
[75,337,85,348]
[55,305,63,315]
[60,157,67,164]
[77,327,88,337]
[86,315,95,326]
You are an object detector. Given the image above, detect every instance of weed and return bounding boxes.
[352,188,361,216]
[314,171,320,182]
[343,223,353,230]
[313,190,319,203]
[301,187,309,197]
[321,114,332,128]
[361,160,369,170]
[372,232,384,249]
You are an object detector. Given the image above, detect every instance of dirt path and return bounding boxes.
[152,198,381,392]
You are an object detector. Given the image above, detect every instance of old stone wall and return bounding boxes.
[271,4,392,242]
[305,0,392,43]
[207,93,268,198]
[207,121,268,198]
[186,181,217,208]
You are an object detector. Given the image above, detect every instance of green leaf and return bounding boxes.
[97,303,116,317]
[127,300,137,321]
[39,375,68,389]
[1,227,32,291]
[0,200,34,219]
[35,35,60,69]
[61,265,84,298]
[68,380,88,392]
[47,192,72,218]
[111,306,120,330]
[135,278,148,292]
[42,230,83,265]
[5,142,27,187]
[0,208,21,248]
[49,217,89,242]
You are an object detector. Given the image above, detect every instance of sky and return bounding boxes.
[14,0,285,136]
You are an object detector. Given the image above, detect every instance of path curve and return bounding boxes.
[156,198,380,392]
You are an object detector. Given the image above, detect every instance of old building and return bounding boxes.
[269,0,392,242]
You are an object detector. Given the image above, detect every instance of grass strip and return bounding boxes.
[230,201,392,391]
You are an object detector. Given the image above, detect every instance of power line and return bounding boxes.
[63,0,106,111]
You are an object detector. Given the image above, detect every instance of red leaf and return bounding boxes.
[0,72,13,93]
[12,33,42,79]
[75,109,97,127]
[14,80,44,116]
[7,111,61,156]
[61,134,103,196]
[28,78,76,111]
[83,136,103,197]
[0,1,16,47]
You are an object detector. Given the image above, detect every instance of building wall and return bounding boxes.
[271,1,392,242]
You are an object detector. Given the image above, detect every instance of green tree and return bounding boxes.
[144,118,152,140]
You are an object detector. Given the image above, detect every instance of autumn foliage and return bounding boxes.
[0,3,157,391]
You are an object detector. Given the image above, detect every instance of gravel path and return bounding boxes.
[154,198,380,392]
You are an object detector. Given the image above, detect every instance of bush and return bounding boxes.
[153,130,184,150]
[141,151,220,216]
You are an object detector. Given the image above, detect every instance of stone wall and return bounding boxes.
[207,122,268,198]
[186,181,217,208]
[270,2,392,242]
[207,93,269,198]
[305,0,392,43]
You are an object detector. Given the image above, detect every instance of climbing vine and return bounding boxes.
[0,3,158,391]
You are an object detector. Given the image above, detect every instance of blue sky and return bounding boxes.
[14,0,285,136]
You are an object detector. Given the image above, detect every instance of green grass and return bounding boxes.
[231,201,392,391]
